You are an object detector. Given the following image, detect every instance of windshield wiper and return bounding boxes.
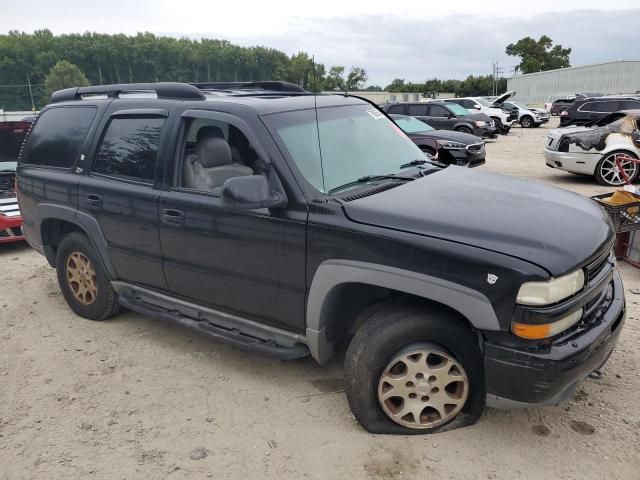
[328,174,413,195]
[400,159,446,169]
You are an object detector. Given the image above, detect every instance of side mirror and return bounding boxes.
[474,105,482,110]
[221,175,287,210]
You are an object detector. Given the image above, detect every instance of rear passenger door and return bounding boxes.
[407,104,431,126]
[78,109,168,290]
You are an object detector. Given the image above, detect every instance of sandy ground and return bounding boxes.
[1,118,640,480]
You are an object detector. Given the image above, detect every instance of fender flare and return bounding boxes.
[305,259,500,364]
[37,203,117,279]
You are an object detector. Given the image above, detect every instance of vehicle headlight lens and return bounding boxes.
[512,309,583,339]
[474,121,486,127]
[440,141,465,149]
[516,269,585,306]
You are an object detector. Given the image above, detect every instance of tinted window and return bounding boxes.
[619,100,640,110]
[593,101,618,113]
[388,105,404,114]
[22,107,96,168]
[407,104,428,116]
[462,100,476,109]
[429,105,450,117]
[93,117,165,182]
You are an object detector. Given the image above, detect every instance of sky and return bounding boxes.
[3,0,640,86]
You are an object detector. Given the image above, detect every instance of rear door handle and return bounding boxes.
[161,208,185,227]
[86,193,102,210]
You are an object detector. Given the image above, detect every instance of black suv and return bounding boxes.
[560,95,640,127]
[384,101,498,138]
[17,82,625,435]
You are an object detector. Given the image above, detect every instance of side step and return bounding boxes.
[114,284,310,361]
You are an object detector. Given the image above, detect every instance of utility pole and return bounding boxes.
[492,61,504,96]
[26,73,35,111]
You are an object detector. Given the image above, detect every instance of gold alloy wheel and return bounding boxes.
[378,346,469,429]
[66,252,98,305]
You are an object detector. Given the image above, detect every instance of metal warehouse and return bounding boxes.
[506,60,640,106]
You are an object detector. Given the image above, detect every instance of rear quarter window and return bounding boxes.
[21,107,96,168]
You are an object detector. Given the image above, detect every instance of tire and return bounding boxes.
[455,126,472,135]
[519,116,534,128]
[492,118,506,135]
[420,146,436,157]
[594,151,640,186]
[344,300,485,435]
[55,231,120,320]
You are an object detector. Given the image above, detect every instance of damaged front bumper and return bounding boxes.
[484,268,625,409]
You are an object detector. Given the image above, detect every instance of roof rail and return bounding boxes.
[191,81,306,93]
[50,82,206,103]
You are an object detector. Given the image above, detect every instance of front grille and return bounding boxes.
[585,249,612,283]
[0,173,16,198]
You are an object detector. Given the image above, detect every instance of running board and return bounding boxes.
[112,282,310,360]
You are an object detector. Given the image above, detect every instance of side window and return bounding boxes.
[579,102,596,112]
[462,100,476,109]
[178,118,255,193]
[407,104,428,116]
[93,117,165,183]
[429,105,450,117]
[594,101,617,113]
[387,105,405,114]
[620,100,640,110]
[21,107,96,168]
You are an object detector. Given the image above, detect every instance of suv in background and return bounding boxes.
[560,95,640,127]
[384,101,498,138]
[443,93,518,134]
[501,101,550,128]
[17,81,625,435]
[550,98,575,116]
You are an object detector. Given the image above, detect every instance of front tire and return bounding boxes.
[455,126,472,135]
[55,232,120,320]
[344,301,485,435]
[594,151,640,186]
[520,115,534,128]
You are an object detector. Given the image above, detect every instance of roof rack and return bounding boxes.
[191,81,306,93]
[51,82,206,103]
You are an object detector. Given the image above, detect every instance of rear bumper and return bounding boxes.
[0,213,24,244]
[485,269,625,408]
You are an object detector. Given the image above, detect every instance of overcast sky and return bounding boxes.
[4,0,640,86]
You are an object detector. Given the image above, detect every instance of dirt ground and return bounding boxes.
[1,118,639,480]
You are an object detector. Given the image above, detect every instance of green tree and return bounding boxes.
[44,60,90,96]
[345,67,367,91]
[323,66,345,91]
[385,78,406,92]
[506,35,571,74]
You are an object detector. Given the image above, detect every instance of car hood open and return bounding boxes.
[342,167,613,275]
[491,90,516,107]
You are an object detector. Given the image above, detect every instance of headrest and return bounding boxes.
[196,125,224,142]
[195,137,232,168]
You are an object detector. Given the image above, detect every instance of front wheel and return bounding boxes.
[520,116,534,128]
[594,152,639,186]
[344,301,485,434]
[455,126,472,135]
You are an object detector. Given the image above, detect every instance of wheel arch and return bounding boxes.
[305,260,499,364]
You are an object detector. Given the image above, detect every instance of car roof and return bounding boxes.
[576,95,640,102]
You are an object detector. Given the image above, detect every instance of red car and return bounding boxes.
[0,121,31,243]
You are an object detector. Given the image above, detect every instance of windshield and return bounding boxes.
[0,161,17,172]
[446,103,471,116]
[393,116,434,133]
[475,97,491,107]
[265,104,427,193]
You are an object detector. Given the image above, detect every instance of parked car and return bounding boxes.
[560,95,640,127]
[550,98,575,116]
[18,81,625,434]
[0,121,30,243]
[390,114,485,167]
[501,101,550,128]
[384,101,498,138]
[545,110,640,185]
[442,92,518,134]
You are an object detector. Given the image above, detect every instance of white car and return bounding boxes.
[502,101,550,128]
[441,92,518,135]
[544,110,640,186]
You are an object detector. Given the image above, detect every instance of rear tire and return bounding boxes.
[344,301,485,435]
[55,232,120,320]
[594,151,640,186]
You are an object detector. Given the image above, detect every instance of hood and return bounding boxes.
[342,167,613,275]
[410,130,483,145]
[491,90,516,107]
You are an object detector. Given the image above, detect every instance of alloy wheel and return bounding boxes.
[66,252,98,305]
[599,153,639,186]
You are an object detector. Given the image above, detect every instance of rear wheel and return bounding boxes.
[594,152,639,186]
[55,232,120,320]
[344,301,484,434]
[520,115,534,128]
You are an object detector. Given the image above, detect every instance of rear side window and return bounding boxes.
[21,107,96,168]
[620,100,640,110]
[429,105,450,117]
[387,105,404,114]
[593,101,617,113]
[93,117,165,183]
[407,104,428,116]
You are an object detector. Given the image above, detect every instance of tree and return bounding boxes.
[345,67,367,91]
[506,35,571,74]
[44,60,90,96]
[385,78,406,92]
[323,66,345,91]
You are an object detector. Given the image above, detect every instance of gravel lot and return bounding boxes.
[1,118,639,480]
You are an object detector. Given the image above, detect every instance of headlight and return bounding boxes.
[512,309,583,339]
[516,269,585,306]
[439,140,465,149]
[474,121,486,127]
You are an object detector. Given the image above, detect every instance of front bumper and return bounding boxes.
[441,145,485,168]
[0,197,24,244]
[485,268,625,408]
[544,148,598,175]
[478,125,498,139]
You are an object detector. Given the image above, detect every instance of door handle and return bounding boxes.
[86,193,102,210]
[161,208,185,227]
